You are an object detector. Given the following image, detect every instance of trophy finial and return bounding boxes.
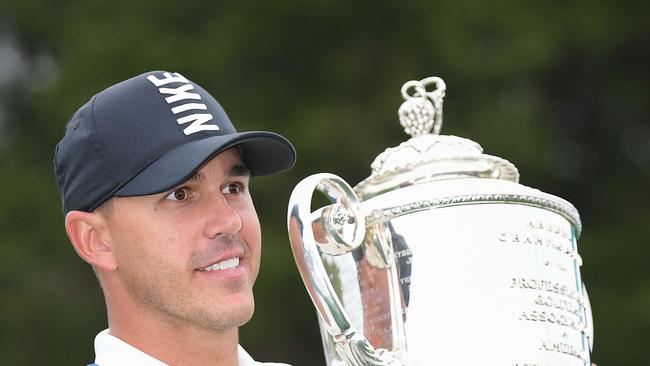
[358,75,521,200]
[398,77,446,137]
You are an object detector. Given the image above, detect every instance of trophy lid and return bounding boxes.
[355,77,520,200]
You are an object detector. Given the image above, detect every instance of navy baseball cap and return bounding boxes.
[54,71,296,214]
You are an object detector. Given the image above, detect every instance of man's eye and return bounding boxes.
[165,188,189,201]
[222,182,244,195]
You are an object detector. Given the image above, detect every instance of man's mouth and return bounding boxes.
[199,257,241,272]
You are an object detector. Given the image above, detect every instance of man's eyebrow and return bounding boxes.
[228,163,251,177]
[188,171,207,183]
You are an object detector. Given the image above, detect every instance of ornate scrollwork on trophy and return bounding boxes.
[336,332,402,366]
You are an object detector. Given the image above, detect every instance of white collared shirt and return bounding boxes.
[92,329,291,366]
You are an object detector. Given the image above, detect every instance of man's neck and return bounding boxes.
[106,302,240,366]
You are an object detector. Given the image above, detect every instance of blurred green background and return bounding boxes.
[0,0,647,365]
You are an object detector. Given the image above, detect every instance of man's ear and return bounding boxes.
[65,210,117,271]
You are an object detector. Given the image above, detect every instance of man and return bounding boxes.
[54,71,296,365]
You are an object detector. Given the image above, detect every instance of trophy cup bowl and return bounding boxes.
[287,77,593,365]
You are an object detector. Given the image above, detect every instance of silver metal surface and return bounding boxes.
[287,77,593,365]
[288,174,403,365]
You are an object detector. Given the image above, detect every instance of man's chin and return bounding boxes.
[209,293,255,329]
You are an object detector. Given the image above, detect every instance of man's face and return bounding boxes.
[101,148,261,331]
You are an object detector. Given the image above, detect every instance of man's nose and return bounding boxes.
[203,192,243,238]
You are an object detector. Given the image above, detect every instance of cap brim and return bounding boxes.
[115,131,296,197]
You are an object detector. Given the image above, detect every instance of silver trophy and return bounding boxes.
[287,77,593,365]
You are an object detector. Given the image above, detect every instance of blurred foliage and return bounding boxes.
[0,0,647,365]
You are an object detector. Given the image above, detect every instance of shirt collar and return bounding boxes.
[94,329,168,366]
[93,329,262,366]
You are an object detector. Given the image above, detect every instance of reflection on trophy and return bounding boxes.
[287,77,594,365]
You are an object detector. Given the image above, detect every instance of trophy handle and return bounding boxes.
[288,173,402,366]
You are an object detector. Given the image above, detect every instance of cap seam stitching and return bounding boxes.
[88,94,122,207]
